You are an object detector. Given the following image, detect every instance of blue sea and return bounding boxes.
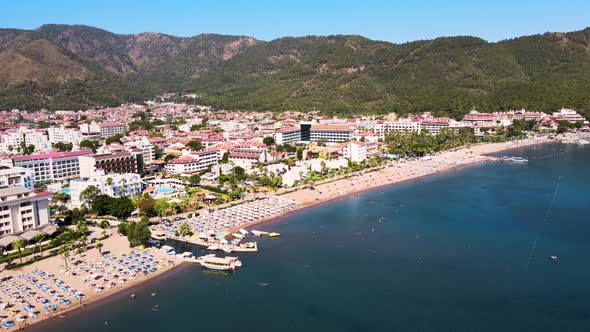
[33,143,590,332]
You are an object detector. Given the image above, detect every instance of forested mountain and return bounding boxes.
[0,24,589,118]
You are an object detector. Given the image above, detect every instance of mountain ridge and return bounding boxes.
[0,24,589,118]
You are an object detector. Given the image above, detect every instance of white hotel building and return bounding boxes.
[81,121,126,139]
[47,126,84,145]
[274,126,301,145]
[310,125,354,143]
[165,150,219,175]
[0,127,50,153]
[13,149,94,183]
[70,173,143,208]
[0,166,52,238]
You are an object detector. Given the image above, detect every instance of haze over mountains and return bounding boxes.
[0,24,589,118]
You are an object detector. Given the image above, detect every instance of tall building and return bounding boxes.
[12,150,94,183]
[0,166,53,238]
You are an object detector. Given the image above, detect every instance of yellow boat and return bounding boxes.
[268,232,280,238]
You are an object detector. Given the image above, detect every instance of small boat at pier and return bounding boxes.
[239,229,249,235]
[269,232,281,238]
[198,254,242,271]
[251,230,268,236]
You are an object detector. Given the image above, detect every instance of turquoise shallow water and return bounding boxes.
[33,143,590,332]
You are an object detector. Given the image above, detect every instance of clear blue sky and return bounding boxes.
[2,0,589,43]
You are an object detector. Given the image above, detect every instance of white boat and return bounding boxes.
[159,245,176,255]
[206,245,219,251]
[198,255,242,271]
[232,233,244,239]
[251,230,268,236]
[239,229,249,235]
[222,247,233,253]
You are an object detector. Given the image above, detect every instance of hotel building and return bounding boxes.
[274,126,301,145]
[310,125,354,143]
[47,126,84,145]
[552,108,586,123]
[79,151,140,178]
[12,149,94,183]
[0,127,50,153]
[0,166,52,237]
[165,150,219,175]
[70,173,143,208]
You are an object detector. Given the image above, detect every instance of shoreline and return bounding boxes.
[21,263,188,331]
[232,138,553,233]
[1,233,182,331]
[8,138,552,331]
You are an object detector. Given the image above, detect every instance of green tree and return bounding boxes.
[105,133,125,145]
[185,140,203,151]
[96,241,104,254]
[164,154,177,162]
[80,139,100,153]
[263,136,276,147]
[221,151,230,163]
[108,197,135,220]
[12,239,26,263]
[154,198,170,219]
[178,222,192,237]
[99,220,111,229]
[138,198,157,217]
[58,244,71,267]
[188,174,201,186]
[124,220,151,247]
[53,142,73,152]
[232,166,246,181]
[32,233,46,258]
[80,185,101,210]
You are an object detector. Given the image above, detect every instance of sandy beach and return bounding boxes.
[0,233,179,331]
[234,138,550,231]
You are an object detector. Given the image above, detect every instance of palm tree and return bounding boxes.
[32,233,46,259]
[58,244,71,267]
[78,235,88,255]
[12,239,26,263]
[106,177,113,186]
[96,241,104,254]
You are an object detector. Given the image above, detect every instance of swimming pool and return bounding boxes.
[58,189,71,194]
[155,187,174,194]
